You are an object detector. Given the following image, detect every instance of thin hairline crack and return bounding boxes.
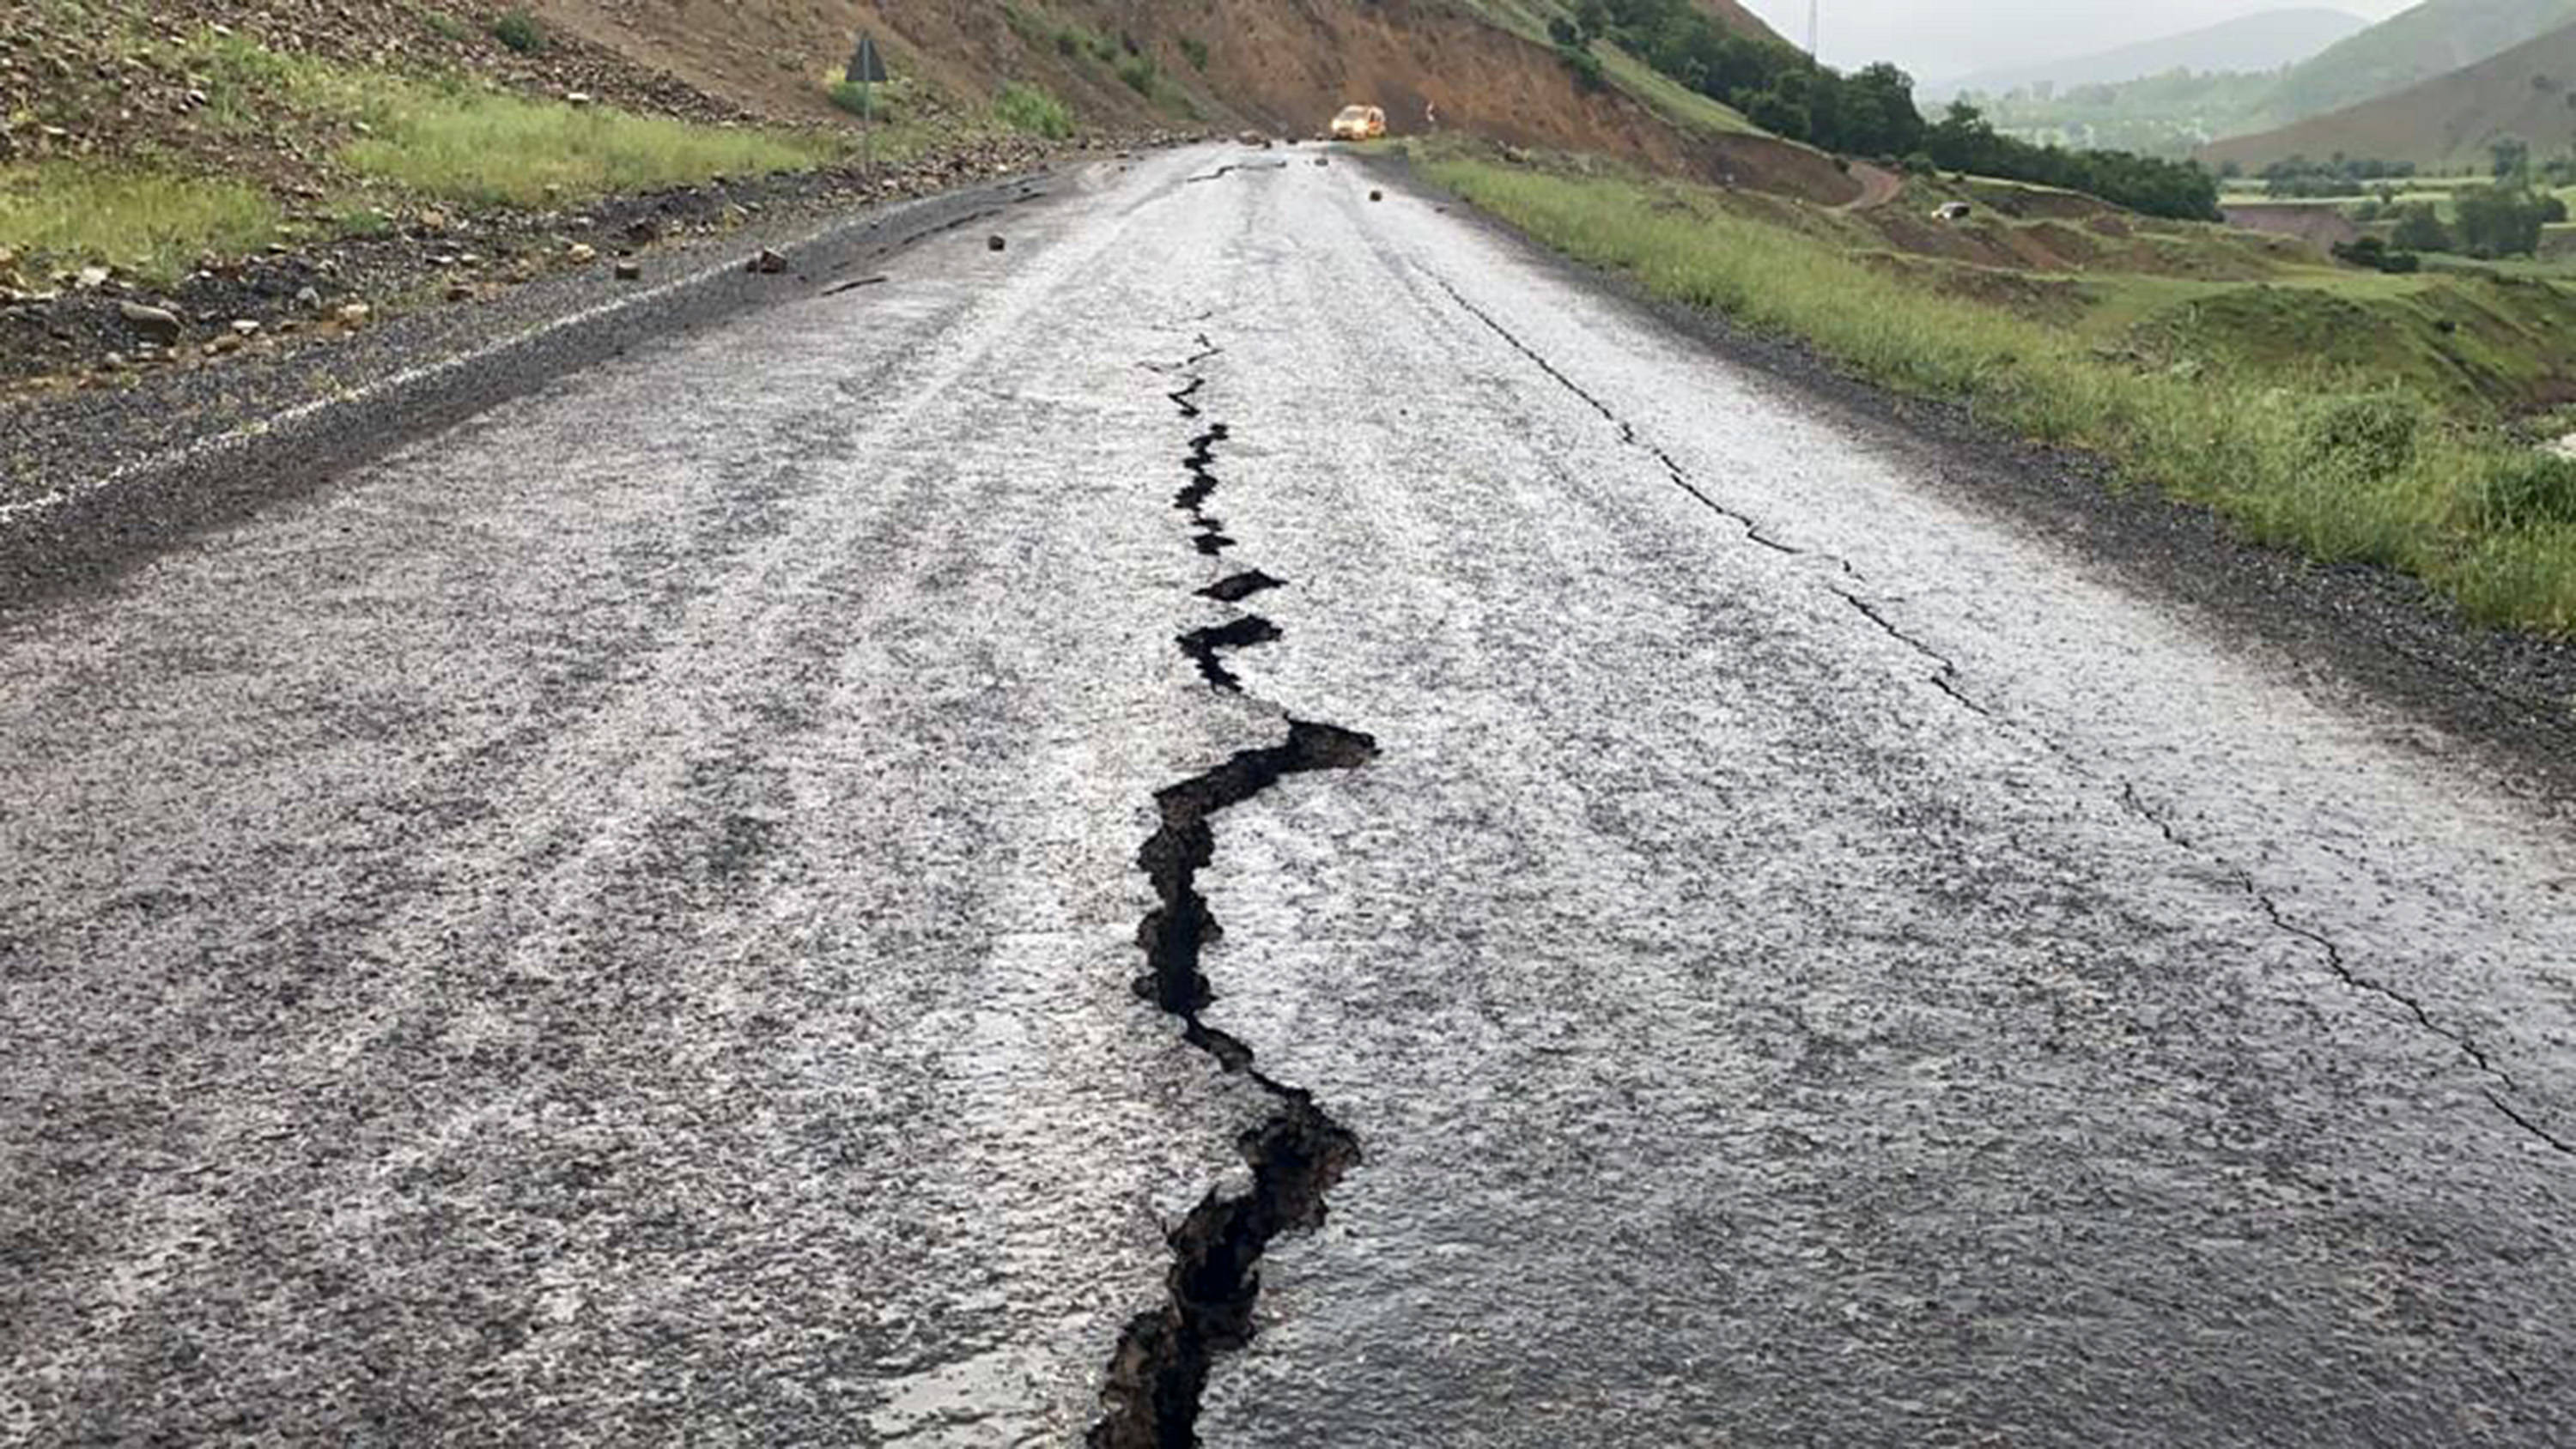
[1432,266,2571,1161]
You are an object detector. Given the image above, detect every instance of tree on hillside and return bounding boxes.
[2492,136,2531,180]
[1842,63,1926,157]
[1584,2,2220,221]
[2454,184,2553,257]
[2390,202,2452,253]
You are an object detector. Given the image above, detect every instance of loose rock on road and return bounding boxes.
[3,147,2572,1446]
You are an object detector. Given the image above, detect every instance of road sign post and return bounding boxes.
[848,33,889,184]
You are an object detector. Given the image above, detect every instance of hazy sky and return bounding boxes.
[1738,0,2420,80]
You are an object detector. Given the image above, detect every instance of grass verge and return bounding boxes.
[342,86,843,209]
[0,164,281,283]
[993,82,1075,140]
[1424,153,2576,633]
[1,28,856,278]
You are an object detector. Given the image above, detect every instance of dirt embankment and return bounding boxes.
[536,0,1856,201]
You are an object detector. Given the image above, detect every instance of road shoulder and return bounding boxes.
[0,165,1078,616]
[1369,150,2576,810]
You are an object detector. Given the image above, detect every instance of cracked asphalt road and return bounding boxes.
[5,147,2574,1446]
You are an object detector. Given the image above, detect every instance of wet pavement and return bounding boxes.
[3,148,2573,1446]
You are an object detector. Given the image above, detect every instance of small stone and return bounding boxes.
[295,285,321,309]
[229,318,260,336]
[987,235,1006,252]
[745,247,787,275]
[336,302,371,326]
[185,88,208,107]
[445,282,474,302]
[118,300,184,343]
[565,92,594,107]
[566,242,597,264]
[210,334,244,355]
[76,264,109,288]
[1369,189,1384,202]
[614,260,642,282]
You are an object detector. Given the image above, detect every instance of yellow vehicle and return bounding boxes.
[1330,105,1388,141]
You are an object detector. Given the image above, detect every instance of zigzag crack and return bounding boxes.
[1200,571,1286,603]
[1178,616,1283,694]
[1092,343,1381,1447]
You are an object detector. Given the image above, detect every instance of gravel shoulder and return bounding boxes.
[1369,150,2576,811]
[0,156,1100,614]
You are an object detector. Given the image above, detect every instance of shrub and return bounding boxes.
[993,81,1072,138]
[2391,202,2451,253]
[1178,36,1209,71]
[491,8,545,55]
[2305,393,2423,484]
[1115,53,1157,97]
[1557,43,1607,94]
[2481,452,2576,528]
[828,79,882,118]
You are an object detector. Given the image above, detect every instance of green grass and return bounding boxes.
[0,27,857,276]
[993,82,1074,139]
[343,84,842,209]
[1424,151,2576,633]
[1594,45,1758,136]
[0,162,280,282]
[191,28,846,209]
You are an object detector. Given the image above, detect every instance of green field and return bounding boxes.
[1424,148,2576,633]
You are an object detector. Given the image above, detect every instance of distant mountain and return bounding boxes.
[2262,0,2576,122]
[1939,9,2367,99]
[2205,18,2576,167]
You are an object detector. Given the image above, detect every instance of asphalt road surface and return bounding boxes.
[5,148,2573,1447]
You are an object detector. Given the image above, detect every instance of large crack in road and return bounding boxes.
[1091,333,1381,1447]
[9,147,2573,1448]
